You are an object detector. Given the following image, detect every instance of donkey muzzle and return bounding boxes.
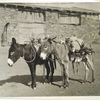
[40,52,47,60]
[7,58,14,67]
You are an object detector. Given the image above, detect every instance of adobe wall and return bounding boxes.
[45,11,99,44]
[0,7,99,46]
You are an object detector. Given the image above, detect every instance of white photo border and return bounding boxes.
[0,0,100,100]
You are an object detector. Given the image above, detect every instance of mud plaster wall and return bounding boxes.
[45,11,99,44]
[0,7,46,45]
[0,7,99,46]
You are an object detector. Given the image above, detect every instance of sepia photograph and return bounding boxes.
[0,2,100,97]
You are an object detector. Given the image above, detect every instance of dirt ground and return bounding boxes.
[0,44,100,97]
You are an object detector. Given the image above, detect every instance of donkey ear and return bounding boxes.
[12,38,16,44]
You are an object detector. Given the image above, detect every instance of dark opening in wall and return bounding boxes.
[59,13,81,25]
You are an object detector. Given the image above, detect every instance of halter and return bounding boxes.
[22,44,36,63]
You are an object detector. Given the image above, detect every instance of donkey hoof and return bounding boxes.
[34,87,36,90]
[32,86,36,90]
[31,84,36,89]
[45,79,49,83]
[90,80,95,84]
[81,82,85,84]
[80,80,86,84]
[43,82,45,85]
[60,86,63,88]
[31,87,36,90]
[81,81,86,84]
[92,78,95,83]
[63,84,69,88]
[63,86,66,89]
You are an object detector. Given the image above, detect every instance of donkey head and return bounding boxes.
[7,38,22,67]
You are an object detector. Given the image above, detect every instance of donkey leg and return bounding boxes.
[57,59,68,88]
[28,63,36,89]
[44,61,50,83]
[53,57,68,88]
[49,60,54,83]
[61,63,69,88]
[33,65,36,87]
[72,61,75,74]
[64,61,69,87]
[53,50,68,88]
[86,56,95,82]
[76,62,79,74]
[43,64,45,83]
[83,62,89,83]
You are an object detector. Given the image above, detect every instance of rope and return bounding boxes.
[23,45,36,63]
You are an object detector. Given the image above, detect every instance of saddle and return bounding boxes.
[68,46,94,61]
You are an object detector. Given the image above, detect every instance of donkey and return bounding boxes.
[7,38,55,89]
[65,37,95,83]
[39,38,69,88]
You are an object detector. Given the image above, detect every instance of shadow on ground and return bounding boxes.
[0,75,87,88]
[0,75,62,86]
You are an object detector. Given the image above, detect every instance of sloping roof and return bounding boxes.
[18,3,100,14]
[0,3,99,15]
[67,7,99,14]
